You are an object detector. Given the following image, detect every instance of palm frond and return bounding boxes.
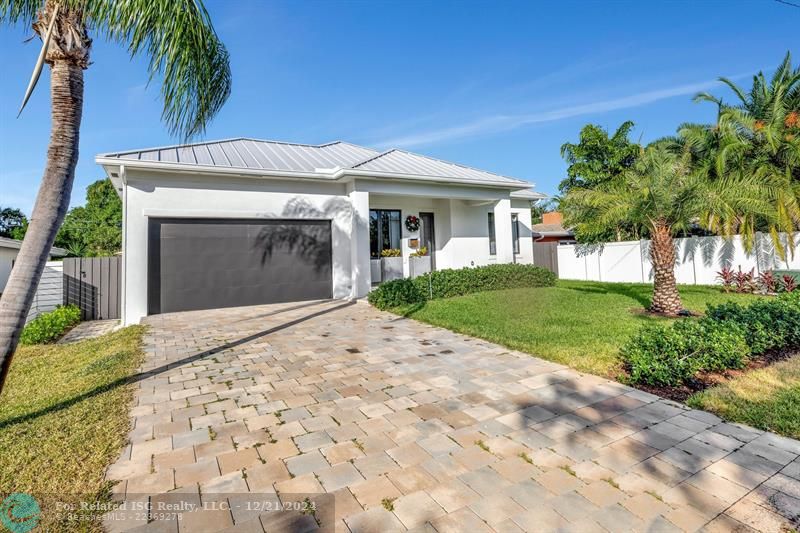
[84,0,232,139]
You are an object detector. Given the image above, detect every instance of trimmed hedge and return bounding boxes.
[706,296,800,355]
[19,305,81,345]
[624,292,800,386]
[623,319,749,386]
[368,264,556,310]
[366,278,424,310]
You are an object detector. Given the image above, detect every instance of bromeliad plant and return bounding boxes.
[380,248,402,258]
[733,267,756,294]
[782,275,798,293]
[717,267,735,292]
[758,270,778,293]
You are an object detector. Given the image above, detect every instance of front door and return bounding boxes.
[420,212,436,271]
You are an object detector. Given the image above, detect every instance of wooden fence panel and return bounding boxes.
[533,242,559,275]
[63,256,121,320]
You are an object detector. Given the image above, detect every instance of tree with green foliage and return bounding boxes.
[562,143,767,315]
[0,0,232,393]
[0,208,28,240]
[559,120,640,194]
[689,52,800,255]
[559,121,642,240]
[55,179,122,256]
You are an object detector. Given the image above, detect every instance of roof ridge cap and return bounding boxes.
[98,137,255,157]
[348,148,397,169]
[391,148,529,184]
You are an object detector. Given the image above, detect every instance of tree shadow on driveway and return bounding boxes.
[0,300,356,430]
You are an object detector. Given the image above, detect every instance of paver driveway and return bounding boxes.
[106,299,800,532]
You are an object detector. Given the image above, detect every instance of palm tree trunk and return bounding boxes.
[649,221,682,315]
[0,60,83,392]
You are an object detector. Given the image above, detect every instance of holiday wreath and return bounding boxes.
[405,215,420,232]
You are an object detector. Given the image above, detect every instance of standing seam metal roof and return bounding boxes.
[98,138,530,186]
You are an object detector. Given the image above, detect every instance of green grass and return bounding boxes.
[400,280,760,377]
[688,354,800,439]
[0,326,146,531]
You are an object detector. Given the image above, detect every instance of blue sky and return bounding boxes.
[0,0,796,214]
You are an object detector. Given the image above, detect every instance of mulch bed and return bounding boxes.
[629,347,796,403]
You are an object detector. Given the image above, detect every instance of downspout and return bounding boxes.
[119,165,127,326]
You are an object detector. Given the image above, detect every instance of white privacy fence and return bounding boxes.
[27,261,63,322]
[557,233,800,285]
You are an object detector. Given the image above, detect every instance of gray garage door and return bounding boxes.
[148,218,332,314]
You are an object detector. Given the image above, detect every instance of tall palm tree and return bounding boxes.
[0,0,231,392]
[561,144,768,315]
[692,52,800,255]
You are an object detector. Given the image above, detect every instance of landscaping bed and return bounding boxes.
[687,354,800,439]
[0,325,146,531]
[635,346,796,403]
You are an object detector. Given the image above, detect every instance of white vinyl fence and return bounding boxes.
[557,233,800,285]
[27,261,63,322]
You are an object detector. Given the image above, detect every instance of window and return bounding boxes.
[488,212,496,255]
[512,214,520,254]
[370,209,401,258]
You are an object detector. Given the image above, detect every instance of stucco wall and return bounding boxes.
[369,194,452,276]
[511,199,534,265]
[119,170,534,325]
[0,248,18,293]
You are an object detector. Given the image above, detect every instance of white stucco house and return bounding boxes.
[96,138,544,326]
[0,236,66,293]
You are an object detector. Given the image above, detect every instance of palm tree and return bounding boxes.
[561,143,768,315]
[0,0,231,392]
[692,52,800,255]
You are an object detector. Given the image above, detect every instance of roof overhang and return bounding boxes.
[0,237,66,257]
[96,157,534,191]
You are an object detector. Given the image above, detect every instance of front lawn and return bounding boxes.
[688,354,800,439]
[400,280,760,377]
[0,326,145,531]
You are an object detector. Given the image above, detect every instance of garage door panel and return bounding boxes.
[148,218,332,314]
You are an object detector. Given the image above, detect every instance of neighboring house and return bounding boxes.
[96,138,542,325]
[0,237,67,294]
[532,212,575,244]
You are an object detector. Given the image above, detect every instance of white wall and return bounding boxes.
[511,199,534,265]
[27,261,63,322]
[120,169,534,324]
[2,250,65,324]
[557,233,798,284]
[0,248,16,293]
[369,194,451,277]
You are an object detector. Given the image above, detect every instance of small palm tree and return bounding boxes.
[0,0,231,392]
[561,144,767,315]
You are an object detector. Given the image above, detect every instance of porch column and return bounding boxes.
[348,185,371,298]
[494,198,514,263]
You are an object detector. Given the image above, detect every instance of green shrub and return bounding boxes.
[367,278,424,310]
[19,305,81,345]
[706,292,800,355]
[413,264,556,300]
[622,319,749,386]
[368,264,556,310]
[691,320,750,372]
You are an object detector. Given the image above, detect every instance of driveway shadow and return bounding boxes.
[0,300,356,430]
